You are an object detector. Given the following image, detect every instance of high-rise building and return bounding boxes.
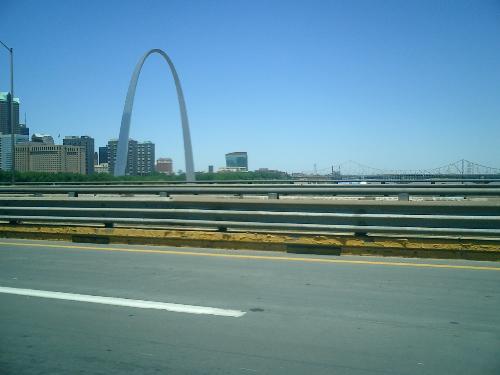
[107,140,118,175]
[107,139,138,176]
[156,158,173,174]
[0,134,29,171]
[225,152,248,171]
[208,165,214,173]
[15,143,86,174]
[0,92,20,134]
[107,139,155,176]
[94,151,98,165]
[99,146,108,164]
[137,141,155,175]
[63,136,95,174]
[31,133,54,144]
[18,124,29,136]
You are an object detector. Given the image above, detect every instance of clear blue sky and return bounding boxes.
[1,0,499,173]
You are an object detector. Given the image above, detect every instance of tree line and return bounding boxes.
[0,170,290,183]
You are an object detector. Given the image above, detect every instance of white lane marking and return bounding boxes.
[0,286,245,318]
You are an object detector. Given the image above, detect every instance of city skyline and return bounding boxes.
[1,108,500,175]
[0,90,499,175]
[1,0,499,173]
[1,89,499,175]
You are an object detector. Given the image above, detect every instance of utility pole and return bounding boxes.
[0,40,15,184]
[10,48,14,184]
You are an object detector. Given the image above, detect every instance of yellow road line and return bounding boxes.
[0,240,499,271]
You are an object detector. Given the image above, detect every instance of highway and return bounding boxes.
[0,239,499,374]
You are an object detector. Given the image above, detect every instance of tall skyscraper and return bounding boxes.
[108,139,138,176]
[15,143,86,174]
[137,141,155,175]
[63,136,95,174]
[99,146,108,164]
[156,158,173,174]
[0,92,19,134]
[0,134,28,170]
[225,152,248,171]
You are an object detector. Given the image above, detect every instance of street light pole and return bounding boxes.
[0,40,15,185]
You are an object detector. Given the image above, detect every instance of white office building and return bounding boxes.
[0,133,29,170]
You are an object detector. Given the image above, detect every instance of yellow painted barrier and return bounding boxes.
[0,224,498,261]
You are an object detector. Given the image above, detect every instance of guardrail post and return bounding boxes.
[68,192,78,198]
[104,223,114,228]
[268,193,279,199]
[398,193,410,201]
[159,192,169,197]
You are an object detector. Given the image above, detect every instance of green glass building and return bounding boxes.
[225,152,248,171]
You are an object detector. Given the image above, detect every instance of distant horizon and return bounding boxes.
[1,0,499,172]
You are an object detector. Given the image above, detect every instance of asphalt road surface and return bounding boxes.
[0,239,499,375]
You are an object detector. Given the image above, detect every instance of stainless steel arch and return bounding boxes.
[115,49,195,181]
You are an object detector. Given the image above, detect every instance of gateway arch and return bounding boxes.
[115,49,195,181]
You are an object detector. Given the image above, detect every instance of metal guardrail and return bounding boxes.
[1,178,500,185]
[1,197,499,237]
[2,183,500,189]
[2,197,499,215]
[1,186,500,198]
[2,215,499,237]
